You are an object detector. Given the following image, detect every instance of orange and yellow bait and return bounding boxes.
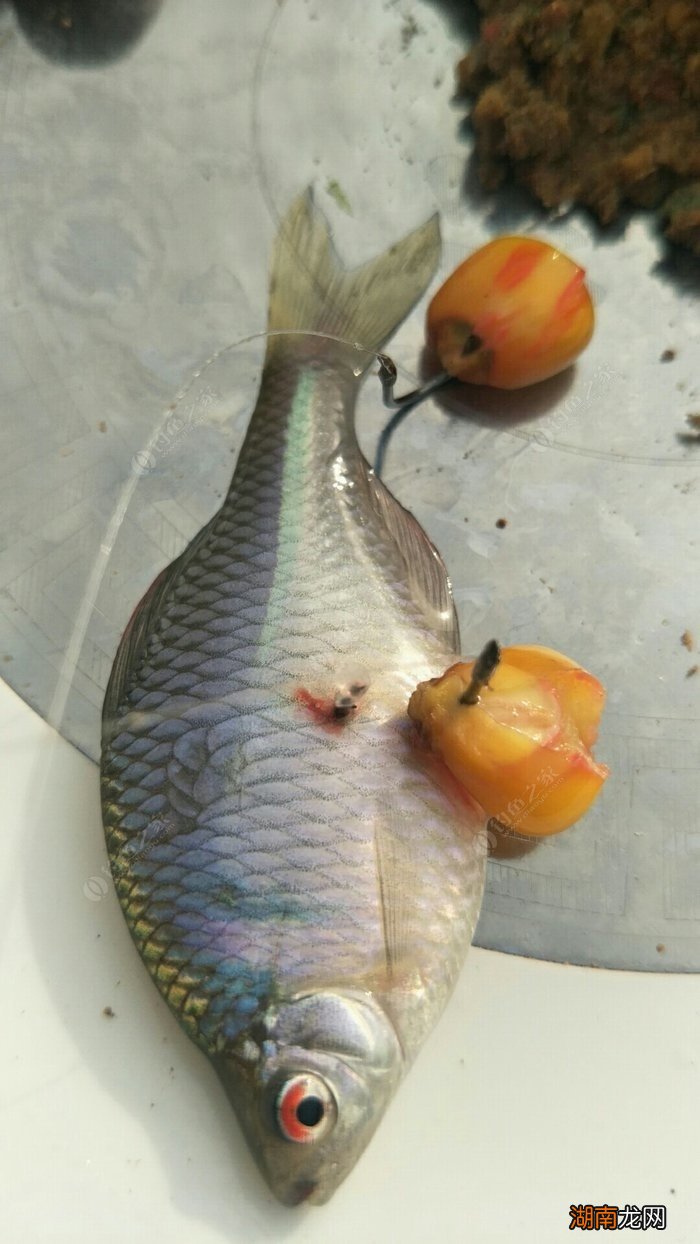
[409,644,608,837]
[426,236,594,390]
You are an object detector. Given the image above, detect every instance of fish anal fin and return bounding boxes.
[368,473,460,651]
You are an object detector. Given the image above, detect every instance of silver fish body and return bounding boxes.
[101,195,486,1205]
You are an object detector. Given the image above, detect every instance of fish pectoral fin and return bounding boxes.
[373,806,418,985]
[368,473,460,651]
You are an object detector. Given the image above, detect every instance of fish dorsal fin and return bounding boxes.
[102,508,223,743]
[102,561,177,744]
[368,472,460,651]
[267,190,441,367]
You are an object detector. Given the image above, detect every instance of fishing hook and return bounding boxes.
[373,354,456,478]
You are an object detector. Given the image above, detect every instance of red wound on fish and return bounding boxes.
[294,682,366,729]
[294,687,350,730]
[294,687,330,721]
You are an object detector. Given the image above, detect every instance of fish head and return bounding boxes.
[216,989,403,1206]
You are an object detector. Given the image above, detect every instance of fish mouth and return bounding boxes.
[288,1180,319,1206]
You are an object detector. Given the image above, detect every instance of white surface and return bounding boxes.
[1,677,698,1243]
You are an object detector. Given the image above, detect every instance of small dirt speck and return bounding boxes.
[681,630,694,651]
[401,14,420,50]
[687,665,698,679]
[656,943,666,954]
[2,654,11,662]
[660,348,676,362]
[97,420,107,433]
[326,179,352,215]
[495,517,508,529]
[102,1005,115,1018]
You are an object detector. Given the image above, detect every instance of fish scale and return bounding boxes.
[101,194,486,1204]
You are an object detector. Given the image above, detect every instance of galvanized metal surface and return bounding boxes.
[0,0,698,970]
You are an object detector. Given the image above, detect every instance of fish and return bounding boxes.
[100,191,486,1207]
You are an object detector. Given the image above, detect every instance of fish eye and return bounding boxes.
[275,1073,337,1144]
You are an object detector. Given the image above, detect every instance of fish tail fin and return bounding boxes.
[266,189,441,371]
